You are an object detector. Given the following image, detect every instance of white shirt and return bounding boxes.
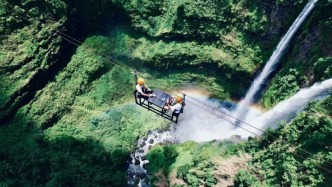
[170,103,182,113]
[136,84,143,94]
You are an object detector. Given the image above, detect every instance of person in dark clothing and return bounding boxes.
[135,78,153,100]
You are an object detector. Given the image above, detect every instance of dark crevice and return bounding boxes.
[0,1,131,125]
[0,37,76,124]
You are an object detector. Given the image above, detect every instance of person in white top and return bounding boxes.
[136,78,153,100]
[164,96,183,114]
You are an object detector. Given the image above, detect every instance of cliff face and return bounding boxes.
[261,2,332,108]
[0,0,331,186]
[0,0,68,122]
[0,0,318,122]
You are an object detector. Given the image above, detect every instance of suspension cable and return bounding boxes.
[4,5,332,173]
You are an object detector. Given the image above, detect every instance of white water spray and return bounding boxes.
[127,79,331,185]
[234,78,332,138]
[175,79,332,142]
[234,0,318,121]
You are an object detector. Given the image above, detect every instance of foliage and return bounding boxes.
[1,0,332,186]
[261,0,332,108]
[0,34,168,186]
[261,69,302,108]
[107,26,263,99]
[243,100,332,186]
[0,127,128,186]
[321,95,332,115]
[147,141,246,186]
[234,170,260,187]
[314,57,332,81]
[147,145,178,175]
[0,0,66,121]
[112,0,268,38]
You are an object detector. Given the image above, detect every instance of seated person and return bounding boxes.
[136,78,154,100]
[164,96,183,114]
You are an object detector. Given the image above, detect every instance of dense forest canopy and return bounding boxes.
[0,0,331,186]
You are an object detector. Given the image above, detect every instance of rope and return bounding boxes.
[4,5,332,173]
[175,90,332,167]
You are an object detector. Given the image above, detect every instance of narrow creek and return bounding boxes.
[126,93,246,186]
[127,127,177,186]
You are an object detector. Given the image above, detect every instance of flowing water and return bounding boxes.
[233,78,332,138]
[127,129,176,186]
[233,0,318,122]
[127,78,332,186]
[175,78,332,141]
[126,0,323,185]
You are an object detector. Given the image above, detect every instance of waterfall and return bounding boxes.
[127,78,331,184]
[233,78,332,138]
[233,0,318,122]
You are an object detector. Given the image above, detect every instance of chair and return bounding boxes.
[134,90,142,105]
[171,110,180,123]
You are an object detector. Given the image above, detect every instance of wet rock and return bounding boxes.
[138,149,144,153]
[140,155,147,160]
[139,172,147,179]
[148,145,152,150]
[143,136,148,141]
[140,142,146,147]
[148,139,154,144]
[134,158,140,165]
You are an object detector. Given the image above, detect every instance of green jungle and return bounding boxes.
[0,0,331,186]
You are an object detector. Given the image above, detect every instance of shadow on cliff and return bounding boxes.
[0,113,130,187]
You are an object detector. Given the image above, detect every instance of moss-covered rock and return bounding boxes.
[0,0,67,122]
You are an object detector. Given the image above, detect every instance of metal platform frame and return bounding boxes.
[134,91,181,123]
[131,69,184,123]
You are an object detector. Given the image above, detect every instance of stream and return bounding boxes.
[127,127,177,186]
[127,78,332,186]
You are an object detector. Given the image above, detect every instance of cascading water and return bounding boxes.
[127,129,176,186]
[127,79,332,185]
[126,0,325,184]
[233,0,318,123]
[233,78,332,138]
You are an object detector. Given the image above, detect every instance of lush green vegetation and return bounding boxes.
[0,0,331,186]
[0,35,169,186]
[147,97,332,186]
[243,97,332,186]
[147,140,248,186]
[261,0,332,108]
[0,0,67,120]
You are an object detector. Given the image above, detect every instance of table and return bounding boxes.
[134,89,181,123]
[147,89,172,108]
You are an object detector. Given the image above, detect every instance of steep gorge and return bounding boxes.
[0,0,331,186]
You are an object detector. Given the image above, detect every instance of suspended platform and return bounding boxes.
[134,89,184,123]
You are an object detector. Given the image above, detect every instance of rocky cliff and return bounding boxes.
[0,0,331,186]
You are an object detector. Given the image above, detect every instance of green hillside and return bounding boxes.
[0,0,331,186]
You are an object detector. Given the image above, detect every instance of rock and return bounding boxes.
[140,155,147,160]
[148,139,154,144]
[140,142,146,147]
[134,158,140,165]
[138,172,147,179]
[137,149,144,153]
